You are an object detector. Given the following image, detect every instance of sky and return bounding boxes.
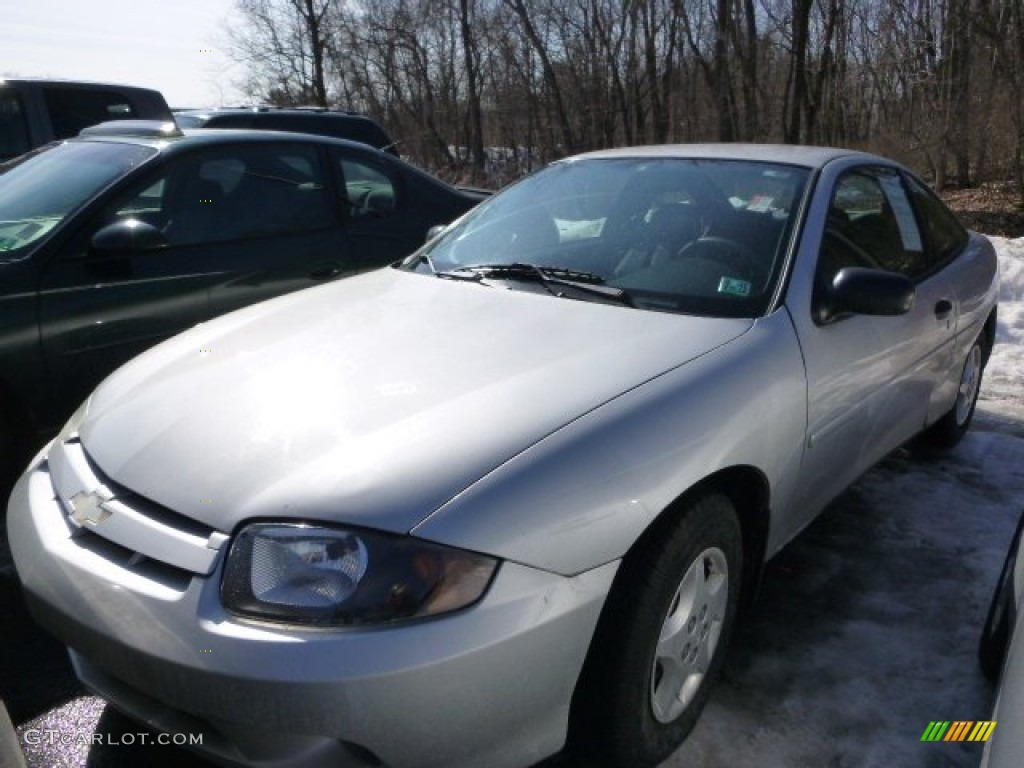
[2,0,243,108]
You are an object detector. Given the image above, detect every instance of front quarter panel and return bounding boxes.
[413,310,807,575]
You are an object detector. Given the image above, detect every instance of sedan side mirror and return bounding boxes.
[816,266,915,324]
[90,219,167,257]
[425,224,447,243]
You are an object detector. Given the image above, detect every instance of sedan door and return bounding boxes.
[783,165,958,540]
[903,173,999,423]
[188,142,349,318]
[330,147,445,272]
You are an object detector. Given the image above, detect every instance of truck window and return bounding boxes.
[0,90,31,161]
[43,87,138,140]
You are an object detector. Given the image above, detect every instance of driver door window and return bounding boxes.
[822,169,926,284]
[113,145,335,246]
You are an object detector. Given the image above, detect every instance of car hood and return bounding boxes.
[81,269,752,535]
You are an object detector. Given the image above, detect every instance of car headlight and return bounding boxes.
[221,523,498,626]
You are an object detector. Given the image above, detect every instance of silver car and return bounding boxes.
[979,510,1024,767]
[7,145,999,768]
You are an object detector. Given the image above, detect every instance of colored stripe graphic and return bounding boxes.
[921,722,950,741]
[944,721,972,741]
[968,722,997,742]
[921,721,996,742]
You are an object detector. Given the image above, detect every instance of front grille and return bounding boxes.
[48,437,229,579]
[68,529,194,591]
[77,446,216,540]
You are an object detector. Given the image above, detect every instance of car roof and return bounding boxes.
[0,77,164,95]
[56,124,462,194]
[176,107,371,120]
[69,125,393,155]
[572,143,878,169]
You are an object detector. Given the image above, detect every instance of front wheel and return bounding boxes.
[916,336,985,452]
[569,493,743,767]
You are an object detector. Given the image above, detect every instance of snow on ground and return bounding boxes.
[7,237,1024,768]
[982,237,1024,407]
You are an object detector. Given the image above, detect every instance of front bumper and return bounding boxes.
[7,453,617,768]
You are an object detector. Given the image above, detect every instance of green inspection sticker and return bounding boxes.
[718,276,751,297]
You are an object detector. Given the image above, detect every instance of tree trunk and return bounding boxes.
[714,0,736,141]
[458,0,486,179]
[505,0,577,153]
[785,0,813,144]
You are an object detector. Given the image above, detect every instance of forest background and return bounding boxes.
[229,0,1024,230]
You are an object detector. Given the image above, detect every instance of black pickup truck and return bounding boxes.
[0,78,173,162]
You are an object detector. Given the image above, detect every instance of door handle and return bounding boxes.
[934,299,954,320]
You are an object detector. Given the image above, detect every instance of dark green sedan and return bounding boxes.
[0,122,483,481]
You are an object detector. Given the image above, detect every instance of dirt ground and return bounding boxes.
[943,182,1024,237]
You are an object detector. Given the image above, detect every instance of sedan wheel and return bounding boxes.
[916,336,986,452]
[955,343,983,426]
[650,547,729,723]
[569,493,742,767]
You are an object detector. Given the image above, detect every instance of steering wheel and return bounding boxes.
[676,236,763,284]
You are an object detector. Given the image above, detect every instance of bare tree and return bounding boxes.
[225,0,1024,188]
[229,0,333,105]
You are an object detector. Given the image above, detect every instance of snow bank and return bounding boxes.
[982,236,1024,403]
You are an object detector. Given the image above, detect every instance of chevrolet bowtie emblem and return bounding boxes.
[68,491,113,527]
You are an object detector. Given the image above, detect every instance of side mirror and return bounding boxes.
[425,224,447,243]
[817,266,915,324]
[90,219,167,257]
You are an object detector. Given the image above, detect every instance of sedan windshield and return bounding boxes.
[405,157,811,317]
[0,140,156,260]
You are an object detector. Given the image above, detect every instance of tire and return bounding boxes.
[979,514,1024,681]
[569,493,743,767]
[916,335,985,452]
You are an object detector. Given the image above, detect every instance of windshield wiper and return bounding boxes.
[444,263,634,307]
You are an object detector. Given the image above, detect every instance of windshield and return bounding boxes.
[0,140,156,260]
[404,157,810,317]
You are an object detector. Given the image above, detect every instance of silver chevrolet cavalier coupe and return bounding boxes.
[8,145,999,768]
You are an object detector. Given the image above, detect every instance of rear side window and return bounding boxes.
[0,89,30,161]
[43,87,138,139]
[325,119,391,150]
[202,114,254,129]
[174,114,207,128]
[905,175,968,269]
[336,154,398,219]
[258,114,394,152]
